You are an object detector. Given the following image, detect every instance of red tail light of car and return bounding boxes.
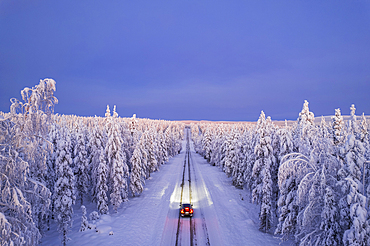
[185,207,189,212]
[190,209,193,213]
[181,209,185,214]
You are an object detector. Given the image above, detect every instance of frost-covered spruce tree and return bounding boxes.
[294,100,315,156]
[158,131,169,165]
[252,112,272,203]
[120,120,133,170]
[46,122,59,197]
[359,113,369,164]
[275,175,298,241]
[137,132,149,183]
[234,127,249,187]
[266,116,280,213]
[191,124,203,154]
[156,127,166,166]
[129,147,144,196]
[319,116,330,139]
[146,129,159,175]
[95,150,109,215]
[346,104,358,135]
[202,127,213,162]
[228,127,241,180]
[229,129,244,187]
[210,125,224,167]
[332,108,345,146]
[222,128,238,178]
[359,113,370,204]
[54,123,76,246]
[45,121,60,230]
[69,126,77,171]
[165,127,174,157]
[139,131,150,179]
[79,205,88,232]
[172,125,183,155]
[337,105,369,245]
[319,186,341,246]
[105,106,129,212]
[341,179,369,246]
[251,111,275,232]
[260,156,273,233]
[168,125,177,157]
[89,122,106,203]
[274,120,294,178]
[129,114,138,137]
[243,127,257,190]
[74,121,89,205]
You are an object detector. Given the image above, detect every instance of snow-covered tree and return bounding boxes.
[95,150,109,215]
[229,129,244,187]
[0,212,13,245]
[202,127,213,162]
[105,106,129,212]
[89,122,106,204]
[128,114,138,137]
[319,116,330,139]
[158,131,169,165]
[272,121,293,203]
[146,129,159,174]
[242,127,257,191]
[294,100,315,156]
[191,124,203,154]
[252,111,275,232]
[137,132,149,183]
[74,121,89,205]
[210,125,225,167]
[275,174,299,241]
[129,147,144,196]
[332,108,345,146]
[0,79,57,245]
[222,127,241,179]
[338,120,369,246]
[319,187,342,246]
[0,122,43,245]
[46,122,59,197]
[79,205,88,232]
[347,104,358,135]
[54,124,76,246]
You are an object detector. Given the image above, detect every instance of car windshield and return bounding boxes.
[182,204,191,208]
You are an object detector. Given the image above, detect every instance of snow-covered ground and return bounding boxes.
[41,130,293,246]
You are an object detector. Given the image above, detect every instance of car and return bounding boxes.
[180,203,193,217]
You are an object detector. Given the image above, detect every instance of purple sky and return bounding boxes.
[1,0,369,121]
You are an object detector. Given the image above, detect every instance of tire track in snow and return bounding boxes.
[175,127,194,246]
[189,148,211,246]
[175,151,187,246]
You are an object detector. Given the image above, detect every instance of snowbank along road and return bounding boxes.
[41,127,291,246]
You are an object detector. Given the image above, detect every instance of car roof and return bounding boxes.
[182,203,192,207]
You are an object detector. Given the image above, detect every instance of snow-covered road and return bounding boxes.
[41,128,292,246]
[160,129,218,246]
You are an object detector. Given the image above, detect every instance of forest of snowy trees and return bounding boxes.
[192,100,370,245]
[1,79,369,246]
[0,79,184,245]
